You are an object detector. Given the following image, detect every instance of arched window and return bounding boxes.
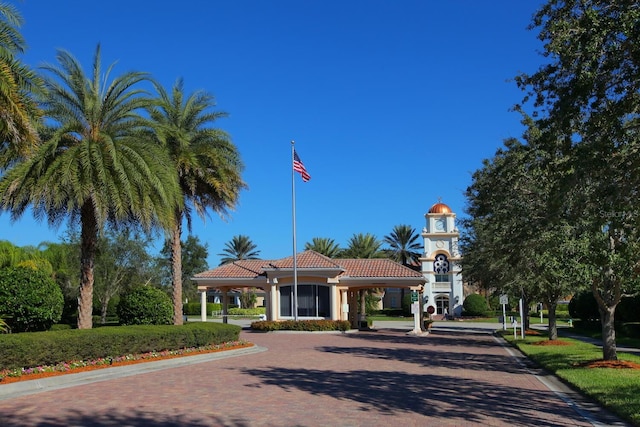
[434,253,450,283]
[434,254,450,273]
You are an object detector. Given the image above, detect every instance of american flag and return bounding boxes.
[293,149,311,182]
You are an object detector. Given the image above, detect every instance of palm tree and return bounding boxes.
[147,79,246,325]
[0,45,181,329]
[218,235,260,265]
[0,3,42,164]
[340,233,384,259]
[304,237,341,258]
[383,224,422,266]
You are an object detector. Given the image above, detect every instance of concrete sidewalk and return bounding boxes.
[0,323,632,426]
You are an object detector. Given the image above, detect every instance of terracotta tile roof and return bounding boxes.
[265,250,343,269]
[337,259,424,278]
[193,259,266,279]
[193,251,423,280]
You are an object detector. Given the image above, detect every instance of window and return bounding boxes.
[435,295,449,315]
[435,274,449,282]
[434,254,450,274]
[280,284,330,318]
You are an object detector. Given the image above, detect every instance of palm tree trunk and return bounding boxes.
[171,217,183,325]
[77,202,97,329]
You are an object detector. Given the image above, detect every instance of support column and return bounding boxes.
[330,286,339,320]
[200,290,207,322]
[270,285,279,320]
[222,290,229,324]
[264,286,271,321]
[341,290,348,321]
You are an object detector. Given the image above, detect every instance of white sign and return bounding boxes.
[410,302,419,314]
[499,295,508,305]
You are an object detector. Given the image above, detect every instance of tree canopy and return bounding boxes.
[463,0,640,358]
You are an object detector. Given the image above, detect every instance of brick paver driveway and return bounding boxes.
[0,325,630,427]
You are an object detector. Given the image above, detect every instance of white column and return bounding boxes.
[264,286,271,321]
[222,290,229,324]
[270,285,279,320]
[341,290,348,321]
[200,290,207,322]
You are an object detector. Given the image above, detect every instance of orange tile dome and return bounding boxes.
[428,202,452,214]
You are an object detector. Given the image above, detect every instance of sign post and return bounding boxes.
[411,291,420,334]
[519,298,525,339]
[499,294,508,331]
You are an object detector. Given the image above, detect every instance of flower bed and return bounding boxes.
[0,341,252,384]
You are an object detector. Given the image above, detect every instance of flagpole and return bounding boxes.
[291,140,298,321]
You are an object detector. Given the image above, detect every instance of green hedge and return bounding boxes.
[0,322,240,371]
[183,302,222,316]
[250,320,351,332]
[228,307,266,316]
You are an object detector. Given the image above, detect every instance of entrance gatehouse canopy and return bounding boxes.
[192,250,426,327]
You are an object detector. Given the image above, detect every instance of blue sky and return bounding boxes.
[2,0,546,267]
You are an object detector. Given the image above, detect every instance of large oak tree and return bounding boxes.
[516,0,640,360]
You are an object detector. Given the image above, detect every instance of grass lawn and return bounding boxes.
[502,331,640,425]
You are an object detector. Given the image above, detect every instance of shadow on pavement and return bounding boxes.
[0,409,250,427]
[240,366,578,427]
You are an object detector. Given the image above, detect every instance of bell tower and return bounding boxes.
[421,200,463,317]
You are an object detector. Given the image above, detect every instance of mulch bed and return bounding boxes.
[577,359,640,370]
[532,339,572,346]
[0,342,253,385]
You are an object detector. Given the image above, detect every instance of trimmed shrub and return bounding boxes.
[462,293,488,317]
[250,320,351,332]
[228,307,266,316]
[117,286,173,325]
[183,302,222,316]
[0,322,241,371]
[0,267,64,332]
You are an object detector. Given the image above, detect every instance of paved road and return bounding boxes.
[0,322,631,427]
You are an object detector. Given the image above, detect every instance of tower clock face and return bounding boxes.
[435,219,445,231]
